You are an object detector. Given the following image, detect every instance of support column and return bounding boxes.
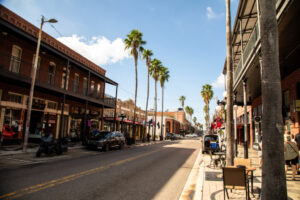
[59,59,69,139]
[114,85,118,131]
[243,79,248,158]
[233,93,238,157]
[83,71,90,144]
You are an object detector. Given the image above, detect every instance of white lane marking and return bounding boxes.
[179,147,203,200]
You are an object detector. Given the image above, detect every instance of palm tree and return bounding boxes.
[225,0,234,166]
[142,49,153,142]
[179,96,186,109]
[149,58,162,141]
[259,0,287,198]
[159,66,170,141]
[193,116,197,125]
[124,29,146,144]
[201,84,213,130]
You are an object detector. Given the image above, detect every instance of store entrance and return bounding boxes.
[28,110,43,139]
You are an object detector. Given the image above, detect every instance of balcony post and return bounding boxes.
[243,78,248,158]
[114,85,118,131]
[256,0,261,38]
[59,59,69,139]
[82,71,90,144]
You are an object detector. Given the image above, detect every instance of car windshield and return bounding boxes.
[93,131,111,139]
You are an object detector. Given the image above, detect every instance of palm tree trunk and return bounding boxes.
[160,86,164,140]
[132,57,138,144]
[143,66,150,143]
[153,80,157,141]
[259,0,287,198]
[225,0,234,166]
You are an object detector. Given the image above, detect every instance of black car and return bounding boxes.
[87,131,125,151]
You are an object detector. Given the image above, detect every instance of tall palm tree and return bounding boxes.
[142,49,153,142]
[179,96,186,109]
[201,84,213,130]
[259,0,286,198]
[193,116,197,125]
[159,66,169,141]
[124,29,146,144]
[225,0,234,166]
[149,58,162,141]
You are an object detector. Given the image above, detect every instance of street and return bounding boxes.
[0,139,201,200]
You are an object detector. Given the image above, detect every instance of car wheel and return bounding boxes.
[104,144,109,152]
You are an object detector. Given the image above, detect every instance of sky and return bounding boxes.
[1,0,239,127]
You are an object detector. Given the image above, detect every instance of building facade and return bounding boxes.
[0,5,117,143]
[223,0,300,149]
[103,99,146,140]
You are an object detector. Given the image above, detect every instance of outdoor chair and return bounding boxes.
[223,167,250,200]
[209,150,220,168]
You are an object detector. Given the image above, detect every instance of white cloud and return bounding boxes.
[57,34,131,66]
[212,73,225,89]
[206,7,216,19]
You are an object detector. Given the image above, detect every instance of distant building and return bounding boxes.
[104,99,145,140]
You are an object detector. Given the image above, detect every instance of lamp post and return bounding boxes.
[23,16,57,152]
[233,105,238,157]
[118,112,126,133]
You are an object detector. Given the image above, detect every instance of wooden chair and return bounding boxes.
[223,167,250,200]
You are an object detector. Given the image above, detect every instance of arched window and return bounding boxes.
[48,62,56,85]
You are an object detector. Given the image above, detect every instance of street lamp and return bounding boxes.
[23,16,57,152]
[118,112,126,133]
[233,104,238,157]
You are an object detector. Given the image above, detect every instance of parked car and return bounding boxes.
[87,131,125,151]
[202,134,220,154]
[174,134,183,140]
[165,132,174,140]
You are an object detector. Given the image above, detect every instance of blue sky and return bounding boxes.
[1,0,238,126]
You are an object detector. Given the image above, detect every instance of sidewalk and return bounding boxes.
[201,147,300,200]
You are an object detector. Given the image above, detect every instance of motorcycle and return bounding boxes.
[36,134,69,157]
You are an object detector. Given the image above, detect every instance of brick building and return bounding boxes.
[222,0,300,149]
[0,5,118,143]
[104,99,145,140]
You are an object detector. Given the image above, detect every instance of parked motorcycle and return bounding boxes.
[36,134,69,157]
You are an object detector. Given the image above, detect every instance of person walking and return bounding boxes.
[284,135,299,180]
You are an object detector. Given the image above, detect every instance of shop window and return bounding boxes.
[83,77,87,95]
[97,84,101,98]
[9,45,22,73]
[4,109,21,135]
[31,54,41,79]
[48,62,56,85]
[47,101,57,110]
[90,81,95,96]
[61,66,70,89]
[74,74,79,93]
[8,93,23,104]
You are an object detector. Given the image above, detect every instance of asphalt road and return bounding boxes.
[0,139,202,200]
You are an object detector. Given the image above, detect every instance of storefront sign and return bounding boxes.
[32,99,46,110]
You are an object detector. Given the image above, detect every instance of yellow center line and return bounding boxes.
[0,149,163,200]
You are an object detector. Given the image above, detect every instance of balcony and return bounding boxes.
[233,22,260,85]
[0,52,116,108]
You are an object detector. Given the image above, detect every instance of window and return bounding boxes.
[83,77,87,95]
[61,66,69,89]
[47,101,57,110]
[9,45,22,73]
[8,93,23,104]
[74,74,79,93]
[31,54,41,79]
[90,81,95,96]
[48,62,56,85]
[97,84,101,98]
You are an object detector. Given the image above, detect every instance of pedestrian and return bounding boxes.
[295,132,300,174]
[284,131,291,142]
[284,135,299,180]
